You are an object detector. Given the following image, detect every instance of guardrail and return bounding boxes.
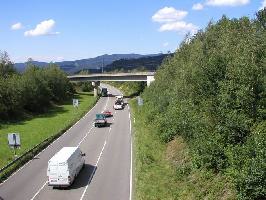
[0,129,64,182]
[0,93,100,183]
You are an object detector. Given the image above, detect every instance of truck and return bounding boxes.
[101,87,108,97]
[94,113,107,127]
[47,147,85,187]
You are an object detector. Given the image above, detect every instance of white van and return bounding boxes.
[47,147,85,187]
[116,95,123,101]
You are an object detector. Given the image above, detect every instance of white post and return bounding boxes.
[92,81,100,97]
[147,75,155,87]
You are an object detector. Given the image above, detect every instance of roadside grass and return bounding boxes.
[0,92,97,169]
[131,100,179,200]
[130,99,236,200]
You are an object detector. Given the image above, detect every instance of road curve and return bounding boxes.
[0,84,132,200]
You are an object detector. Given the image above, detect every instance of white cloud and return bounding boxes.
[159,21,198,34]
[152,7,198,34]
[192,3,204,10]
[206,0,249,6]
[163,42,169,47]
[259,0,266,10]
[152,7,188,23]
[24,19,59,37]
[11,22,23,30]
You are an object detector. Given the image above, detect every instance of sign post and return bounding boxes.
[73,99,79,108]
[8,133,21,157]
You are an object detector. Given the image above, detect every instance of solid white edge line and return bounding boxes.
[30,180,48,200]
[80,140,107,200]
[0,99,99,186]
[129,106,133,200]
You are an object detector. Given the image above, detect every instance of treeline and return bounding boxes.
[105,54,170,72]
[142,9,266,199]
[0,53,74,120]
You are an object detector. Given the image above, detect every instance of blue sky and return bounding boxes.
[0,0,265,62]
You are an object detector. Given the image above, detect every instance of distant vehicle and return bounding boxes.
[94,113,107,127]
[102,110,113,117]
[47,147,85,187]
[101,88,108,97]
[116,95,123,101]
[113,100,124,110]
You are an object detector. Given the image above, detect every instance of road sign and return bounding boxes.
[73,99,79,107]
[8,133,21,148]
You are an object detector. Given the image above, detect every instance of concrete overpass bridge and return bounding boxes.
[67,72,155,96]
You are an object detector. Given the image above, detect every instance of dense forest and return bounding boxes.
[141,9,265,199]
[0,53,74,120]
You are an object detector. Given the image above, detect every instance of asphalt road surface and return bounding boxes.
[0,84,132,200]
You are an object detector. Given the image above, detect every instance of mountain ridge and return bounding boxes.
[14,53,162,74]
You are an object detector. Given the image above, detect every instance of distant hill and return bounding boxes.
[104,54,171,72]
[14,54,150,74]
[15,61,48,72]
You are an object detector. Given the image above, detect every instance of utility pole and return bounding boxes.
[102,56,104,73]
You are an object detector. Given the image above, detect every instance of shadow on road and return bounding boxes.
[70,163,97,189]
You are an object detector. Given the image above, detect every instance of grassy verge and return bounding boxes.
[0,92,97,169]
[130,99,236,200]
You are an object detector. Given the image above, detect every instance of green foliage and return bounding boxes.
[44,64,73,102]
[80,82,94,92]
[0,53,74,119]
[72,81,94,92]
[109,81,145,97]
[0,92,96,169]
[227,121,266,199]
[0,51,16,78]
[141,10,266,199]
[22,66,52,112]
[131,99,236,200]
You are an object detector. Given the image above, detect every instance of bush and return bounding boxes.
[141,9,266,198]
[228,122,266,199]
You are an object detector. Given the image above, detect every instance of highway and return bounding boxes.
[0,84,132,200]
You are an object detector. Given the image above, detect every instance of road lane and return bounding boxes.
[0,84,132,200]
[84,101,131,200]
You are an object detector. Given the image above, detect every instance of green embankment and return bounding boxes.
[108,81,145,97]
[130,99,236,200]
[0,92,97,168]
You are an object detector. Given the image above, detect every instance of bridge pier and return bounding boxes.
[92,81,100,97]
[147,75,155,87]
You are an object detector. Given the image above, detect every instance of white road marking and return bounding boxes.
[30,180,48,200]
[2,98,102,197]
[102,96,110,112]
[129,106,133,200]
[77,125,94,147]
[0,106,96,186]
[80,140,107,200]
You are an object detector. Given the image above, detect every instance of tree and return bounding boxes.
[0,51,16,78]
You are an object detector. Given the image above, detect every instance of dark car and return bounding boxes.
[94,114,107,127]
